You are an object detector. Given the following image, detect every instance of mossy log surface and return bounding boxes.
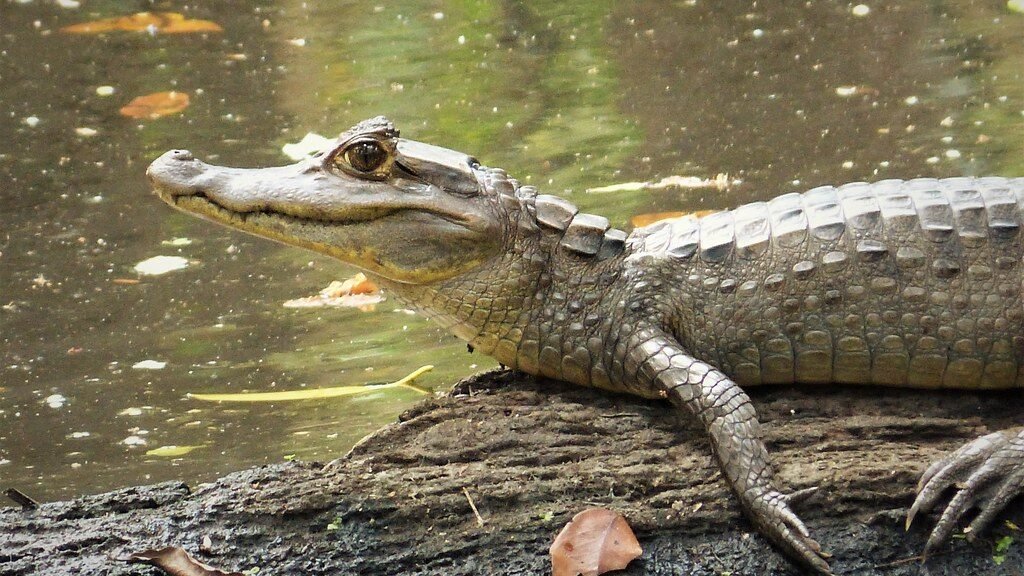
[2,369,1023,575]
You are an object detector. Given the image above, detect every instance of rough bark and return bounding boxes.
[2,369,1023,575]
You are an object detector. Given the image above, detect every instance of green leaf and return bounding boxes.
[145,445,202,457]
[1009,0,1024,14]
[994,535,1014,565]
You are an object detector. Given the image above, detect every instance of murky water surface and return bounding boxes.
[1,1,1022,502]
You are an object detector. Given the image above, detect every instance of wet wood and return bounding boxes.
[2,369,1022,575]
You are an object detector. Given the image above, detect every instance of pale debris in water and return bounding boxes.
[134,255,189,275]
[160,237,192,246]
[121,435,147,447]
[586,174,737,194]
[282,132,332,160]
[851,4,870,16]
[45,394,67,408]
[133,360,167,370]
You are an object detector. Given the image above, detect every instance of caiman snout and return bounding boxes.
[147,149,206,199]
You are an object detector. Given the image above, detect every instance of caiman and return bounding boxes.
[147,117,1024,574]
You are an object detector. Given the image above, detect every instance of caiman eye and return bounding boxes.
[340,140,388,174]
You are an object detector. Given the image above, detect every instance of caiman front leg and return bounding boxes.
[620,328,831,574]
[908,426,1024,554]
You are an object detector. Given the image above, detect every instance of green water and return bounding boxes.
[1,0,1022,503]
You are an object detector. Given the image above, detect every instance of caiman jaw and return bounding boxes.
[146,124,504,285]
[147,150,399,225]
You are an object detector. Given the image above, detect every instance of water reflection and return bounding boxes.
[0,0,1021,503]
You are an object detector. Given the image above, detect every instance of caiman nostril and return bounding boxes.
[170,149,194,161]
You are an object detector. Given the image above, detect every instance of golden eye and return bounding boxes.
[341,140,388,174]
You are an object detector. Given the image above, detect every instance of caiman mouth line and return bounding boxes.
[168,189,470,229]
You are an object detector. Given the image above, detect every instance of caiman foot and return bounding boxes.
[907,427,1024,555]
[745,486,832,575]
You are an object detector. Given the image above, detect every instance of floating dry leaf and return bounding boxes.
[120,92,190,120]
[630,209,716,228]
[189,365,433,402]
[550,508,643,576]
[61,12,223,34]
[125,546,242,576]
[587,174,736,194]
[283,273,383,309]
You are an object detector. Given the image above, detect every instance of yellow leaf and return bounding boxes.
[120,91,190,120]
[189,365,433,402]
[145,445,202,457]
[61,12,223,34]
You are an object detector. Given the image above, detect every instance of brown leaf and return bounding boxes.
[630,209,715,228]
[120,91,190,120]
[61,12,223,34]
[550,508,643,576]
[125,546,242,576]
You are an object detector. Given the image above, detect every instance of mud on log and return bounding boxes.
[2,369,1022,575]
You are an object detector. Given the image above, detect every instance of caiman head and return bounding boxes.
[146,117,504,284]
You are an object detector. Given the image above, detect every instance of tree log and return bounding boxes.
[2,369,1022,575]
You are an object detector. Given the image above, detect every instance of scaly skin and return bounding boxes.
[147,117,1024,574]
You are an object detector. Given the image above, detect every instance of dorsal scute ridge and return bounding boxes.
[561,212,611,255]
[477,165,629,260]
[630,176,1023,263]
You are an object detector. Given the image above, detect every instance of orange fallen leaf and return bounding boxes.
[124,546,242,576]
[120,92,190,120]
[61,12,223,34]
[282,273,383,310]
[630,209,715,228]
[325,273,379,297]
[550,508,643,576]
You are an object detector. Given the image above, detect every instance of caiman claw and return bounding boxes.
[745,486,832,575]
[907,428,1024,556]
